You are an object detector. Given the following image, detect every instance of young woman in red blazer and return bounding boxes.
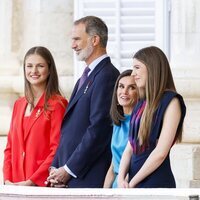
[3,46,68,186]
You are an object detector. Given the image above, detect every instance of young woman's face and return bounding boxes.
[25,54,49,90]
[132,58,148,89]
[117,75,137,114]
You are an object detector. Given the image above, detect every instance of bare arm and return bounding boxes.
[129,97,181,188]
[118,142,133,188]
[103,162,115,188]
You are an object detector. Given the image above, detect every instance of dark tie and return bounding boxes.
[77,66,90,91]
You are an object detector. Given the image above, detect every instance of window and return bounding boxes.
[74,0,170,80]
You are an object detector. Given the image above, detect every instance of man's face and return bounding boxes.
[71,23,94,62]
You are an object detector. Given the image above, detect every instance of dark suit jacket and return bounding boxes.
[52,57,119,187]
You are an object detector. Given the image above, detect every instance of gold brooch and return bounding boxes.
[36,108,41,118]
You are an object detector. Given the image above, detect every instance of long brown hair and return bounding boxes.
[23,46,62,111]
[133,46,182,145]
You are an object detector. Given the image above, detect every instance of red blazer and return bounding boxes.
[3,94,68,186]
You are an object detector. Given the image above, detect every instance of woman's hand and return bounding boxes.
[118,177,129,188]
[14,180,35,186]
[4,180,14,185]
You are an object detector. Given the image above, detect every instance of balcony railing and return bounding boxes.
[0,185,200,200]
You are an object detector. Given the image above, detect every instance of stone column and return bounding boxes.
[0,0,19,75]
[170,0,200,187]
[0,0,20,136]
[0,0,75,184]
[20,0,74,98]
[0,0,21,184]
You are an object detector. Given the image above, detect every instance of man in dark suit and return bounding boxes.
[47,16,119,188]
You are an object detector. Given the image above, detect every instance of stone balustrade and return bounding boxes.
[0,186,200,200]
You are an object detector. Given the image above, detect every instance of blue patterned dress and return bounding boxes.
[128,91,186,188]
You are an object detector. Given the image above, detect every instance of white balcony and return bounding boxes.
[0,186,200,200]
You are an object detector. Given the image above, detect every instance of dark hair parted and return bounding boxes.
[74,16,108,48]
[110,70,133,126]
[23,46,61,111]
[133,46,182,145]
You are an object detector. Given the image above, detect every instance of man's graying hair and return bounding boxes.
[74,16,108,48]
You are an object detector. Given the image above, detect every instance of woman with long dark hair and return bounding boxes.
[104,70,138,188]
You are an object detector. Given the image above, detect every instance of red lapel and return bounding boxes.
[24,93,45,141]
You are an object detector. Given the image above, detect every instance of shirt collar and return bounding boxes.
[87,54,108,75]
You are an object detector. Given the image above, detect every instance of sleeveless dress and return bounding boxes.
[111,114,131,188]
[128,91,186,188]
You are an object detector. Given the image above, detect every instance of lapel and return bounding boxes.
[65,57,111,115]
[24,94,45,141]
[63,81,79,116]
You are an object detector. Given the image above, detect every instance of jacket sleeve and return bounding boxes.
[29,99,67,186]
[3,101,18,182]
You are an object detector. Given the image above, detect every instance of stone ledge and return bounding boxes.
[0,186,200,200]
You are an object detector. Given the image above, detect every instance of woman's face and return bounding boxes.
[25,54,49,90]
[117,75,137,114]
[132,58,148,89]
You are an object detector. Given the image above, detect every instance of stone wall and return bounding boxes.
[0,0,74,184]
[0,0,74,132]
[169,0,200,187]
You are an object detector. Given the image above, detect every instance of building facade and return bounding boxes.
[0,0,200,187]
